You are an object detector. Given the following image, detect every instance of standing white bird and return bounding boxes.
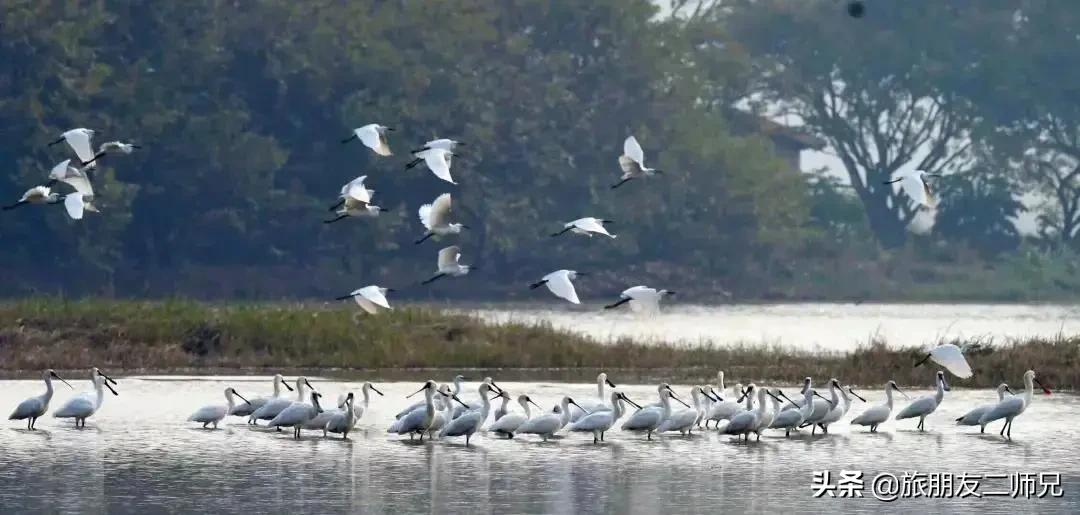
[621,384,691,440]
[405,138,465,168]
[396,375,463,419]
[518,396,587,441]
[268,391,324,439]
[771,388,831,437]
[342,124,393,156]
[979,370,1051,439]
[408,147,457,184]
[955,383,1012,433]
[884,169,940,208]
[230,374,293,420]
[188,387,251,429]
[335,285,394,314]
[250,377,312,425]
[529,269,585,305]
[657,386,714,435]
[440,383,498,446]
[325,175,385,223]
[722,385,767,442]
[895,371,950,431]
[393,380,468,441]
[568,372,617,421]
[612,135,663,189]
[451,377,504,419]
[801,378,841,435]
[706,373,745,428]
[817,384,866,433]
[415,193,468,244]
[9,369,73,430]
[488,394,543,438]
[914,343,973,379]
[568,391,641,443]
[550,217,616,238]
[324,393,356,439]
[421,245,475,285]
[604,286,675,313]
[53,368,118,428]
[3,186,61,211]
[753,388,784,440]
[850,381,909,433]
[307,383,383,434]
[49,128,97,166]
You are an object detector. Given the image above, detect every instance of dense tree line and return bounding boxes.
[0,1,1077,300]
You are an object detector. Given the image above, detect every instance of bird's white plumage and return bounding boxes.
[417,148,455,184]
[64,194,85,220]
[350,285,392,314]
[419,193,452,231]
[437,245,462,273]
[926,344,973,379]
[566,217,615,238]
[340,175,372,204]
[623,136,645,166]
[354,124,391,156]
[540,270,580,304]
[62,129,96,164]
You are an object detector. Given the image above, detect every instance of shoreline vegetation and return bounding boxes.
[0,299,1076,389]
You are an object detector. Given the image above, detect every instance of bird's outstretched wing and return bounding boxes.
[437,245,461,270]
[64,194,85,220]
[65,129,96,164]
[544,270,580,304]
[623,136,645,165]
[423,149,455,184]
[429,193,452,228]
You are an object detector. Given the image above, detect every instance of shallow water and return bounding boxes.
[1,376,1078,514]
[468,303,1080,350]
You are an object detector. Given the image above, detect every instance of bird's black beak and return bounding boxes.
[737,387,751,403]
[105,381,119,396]
[766,390,783,403]
[385,289,397,293]
[568,399,590,414]
[451,394,470,408]
[100,372,118,386]
[335,293,356,300]
[371,385,385,396]
[460,224,471,230]
[527,398,543,410]
[913,353,931,368]
[282,380,295,392]
[576,272,590,276]
[1034,377,1052,395]
[776,390,797,406]
[813,391,833,406]
[386,127,396,131]
[51,371,74,389]
[234,392,251,404]
[406,384,429,399]
[668,390,691,408]
[606,379,617,388]
[621,394,643,409]
[848,388,867,402]
[489,381,503,394]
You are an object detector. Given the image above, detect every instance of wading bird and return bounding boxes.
[518,396,586,442]
[568,372,617,422]
[9,369,72,430]
[83,141,142,165]
[850,381,909,433]
[439,383,497,446]
[612,135,662,189]
[421,246,475,285]
[569,391,641,443]
[415,193,467,244]
[268,391,324,439]
[230,374,293,420]
[342,124,393,156]
[53,368,118,428]
[622,384,690,440]
[325,175,385,223]
[49,128,97,167]
[3,186,61,211]
[251,377,313,425]
[955,383,1012,433]
[978,370,1051,439]
[406,138,464,168]
[550,217,616,238]
[488,394,542,438]
[189,387,250,429]
[324,393,356,440]
[529,269,584,305]
[895,371,950,431]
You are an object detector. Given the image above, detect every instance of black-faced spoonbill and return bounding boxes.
[603,286,675,313]
[9,369,72,430]
[612,135,663,189]
[850,381,909,433]
[230,374,293,421]
[978,370,1051,439]
[421,246,475,285]
[895,371,950,431]
[268,391,324,439]
[488,394,544,439]
[530,269,585,305]
[621,384,690,440]
[883,169,940,209]
[913,343,973,379]
[955,383,1011,433]
[342,124,393,156]
[568,372,617,422]
[415,193,468,244]
[189,387,251,429]
[568,391,641,443]
[53,368,118,428]
[550,217,616,238]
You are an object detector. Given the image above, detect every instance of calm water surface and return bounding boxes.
[468,303,1080,350]
[1,376,1078,514]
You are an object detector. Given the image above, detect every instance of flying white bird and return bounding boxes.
[604,286,675,312]
[335,285,394,314]
[978,370,1051,439]
[342,124,393,156]
[612,135,662,189]
[325,175,385,223]
[83,141,142,166]
[529,269,585,304]
[884,169,940,208]
[550,217,616,238]
[421,245,475,285]
[914,343,973,379]
[407,147,457,184]
[3,186,61,211]
[405,138,465,168]
[46,159,98,220]
[415,193,468,244]
[8,369,72,430]
[49,128,97,167]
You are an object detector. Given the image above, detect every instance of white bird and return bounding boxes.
[440,383,498,446]
[568,391,641,443]
[657,386,713,435]
[782,377,833,421]
[492,390,513,421]
[722,384,767,442]
[421,245,475,285]
[3,186,61,211]
[230,374,293,420]
[529,269,585,305]
[83,141,141,165]
[451,377,503,419]
[423,385,458,439]
[979,370,1052,439]
[621,384,691,440]
[47,159,98,220]
[488,394,543,438]
[53,368,118,428]
[415,193,468,244]
[268,391,324,439]
[955,383,1012,433]
[188,387,251,429]
[771,388,831,437]
[569,372,617,422]
[800,378,841,435]
[410,138,464,154]
[518,396,586,441]
[342,124,393,156]
[914,343,973,379]
[307,382,383,434]
[393,380,468,441]
[323,393,356,439]
[325,175,385,224]
[49,128,97,166]
[612,135,663,189]
[550,217,616,238]
[753,388,784,440]
[408,147,457,184]
[817,384,866,433]
[250,377,312,425]
[604,286,676,313]
[895,371,950,431]
[335,285,394,314]
[705,372,745,428]
[396,375,463,419]
[9,369,72,430]
[850,381,909,433]
[884,169,940,208]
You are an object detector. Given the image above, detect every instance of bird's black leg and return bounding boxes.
[405,158,422,169]
[421,273,446,285]
[323,214,349,224]
[414,232,435,244]
[603,298,631,309]
[2,201,27,211]
[549,227,571,237]
[328,198,345,212]
[610,177,632,189]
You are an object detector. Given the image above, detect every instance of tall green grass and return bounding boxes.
[0,299,1076,388]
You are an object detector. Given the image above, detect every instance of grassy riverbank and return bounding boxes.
[0,299,1076,389]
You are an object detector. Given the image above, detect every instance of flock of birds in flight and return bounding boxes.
[7,347,1050,445]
